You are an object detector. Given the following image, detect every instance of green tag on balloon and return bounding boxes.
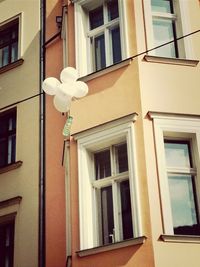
[63,116,73,137]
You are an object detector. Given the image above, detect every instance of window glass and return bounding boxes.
[94,34,106,71]
[168,175,199,234]
[2,46,9,67]
[115,143,128,173]
[0,139,7,167]
[0,19,19,67]
[0,110,16,167]
[108,0,119,21]
[164,141,191,168]
[101,186,114,244]
[111,26,121,64]
[11,42,18,63]
[95,149,111,179]
[0,221,14,267]
[151,0,172,13]
[120,180,133,239]
[153,18,177,57]
[89,6,103,30]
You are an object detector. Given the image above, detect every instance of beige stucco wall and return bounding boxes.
[0,0,40,266]
[134,0,200,266]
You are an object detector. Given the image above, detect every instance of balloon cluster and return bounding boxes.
[42,67,88,113]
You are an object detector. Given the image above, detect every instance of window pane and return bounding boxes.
[0,31,10,46]
[95,149,111,179]
[168,175,199,235]
[108,0,119,21]
[0,221,14,267]
[2,46,9,66]
[94,34,106,71]
[115,143,128,173]
[164,141,191,168]
[8,135,16,164]
[120,180,133,239]
[101,186,114,244]
[89,6,103,30]
[111,27,121,64]
[153,18,176,57]
[11,42,18,62]
[151,0,172,13]
[0,139,7,167]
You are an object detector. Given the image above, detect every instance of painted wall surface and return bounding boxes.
[0,0,40,266]
[134,0,200,266]
[67,0,155,266]
[45,1,67,267]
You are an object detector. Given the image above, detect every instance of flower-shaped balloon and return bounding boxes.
[42,67,88,113]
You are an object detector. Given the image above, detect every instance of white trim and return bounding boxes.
[151,113,200,234]
[143,0,193,59]
[76,236,147,257]
[76,115,141,250]
[74,0,129,76]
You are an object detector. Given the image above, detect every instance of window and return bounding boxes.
[74,114,141,250]
[151,0,179,57]
[0,220,15,267]
[150,112,200,236]
[94,143,133,245]
[164,140,200,235]
[0,18,19,68]
[144,0,193,59]
[73,0,128,76]
[0,109,16,168]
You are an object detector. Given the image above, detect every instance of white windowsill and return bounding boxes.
[160,234,200,243]
[143,55,199,67]
[76,236,147,257]
[79,58,132,82]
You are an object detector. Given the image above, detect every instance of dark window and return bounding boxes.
[0,109,16,168]
[120,180,133,239]
[0,19,19,68]
[89,1,121,71]
[101,186,114,244]
[108,0,119,21]
[94,143,133,245]
[0,220,15,267]
[111,26,122,64]
[95,149,111,179]
[89,6,103,30]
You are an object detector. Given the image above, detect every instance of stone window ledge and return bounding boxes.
[0,58,24,75]
[160,234,200,243]
[76,236,147,257]
[143,55,199,67]
[0,161,23,175]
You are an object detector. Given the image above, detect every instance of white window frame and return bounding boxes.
[143,0,194,59]
[0,14,22,64]
[73,0,129,77]
[74,114,142,250]
[150,112,200,235]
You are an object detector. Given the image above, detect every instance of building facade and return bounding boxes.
[0,0,41,266]
[44,0,200,267]
[1,0,199,267]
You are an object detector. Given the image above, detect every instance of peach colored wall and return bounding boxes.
[133,0,200,266]
[45,1,67,267]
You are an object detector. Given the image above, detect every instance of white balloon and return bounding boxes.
[74,81,89,98]
[53,94,71,113]
[60,67,78,83]
[42,77,60,95]
[59,82,76,98]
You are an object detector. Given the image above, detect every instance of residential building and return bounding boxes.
[0,0,41,266]
[16,0,199,267]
